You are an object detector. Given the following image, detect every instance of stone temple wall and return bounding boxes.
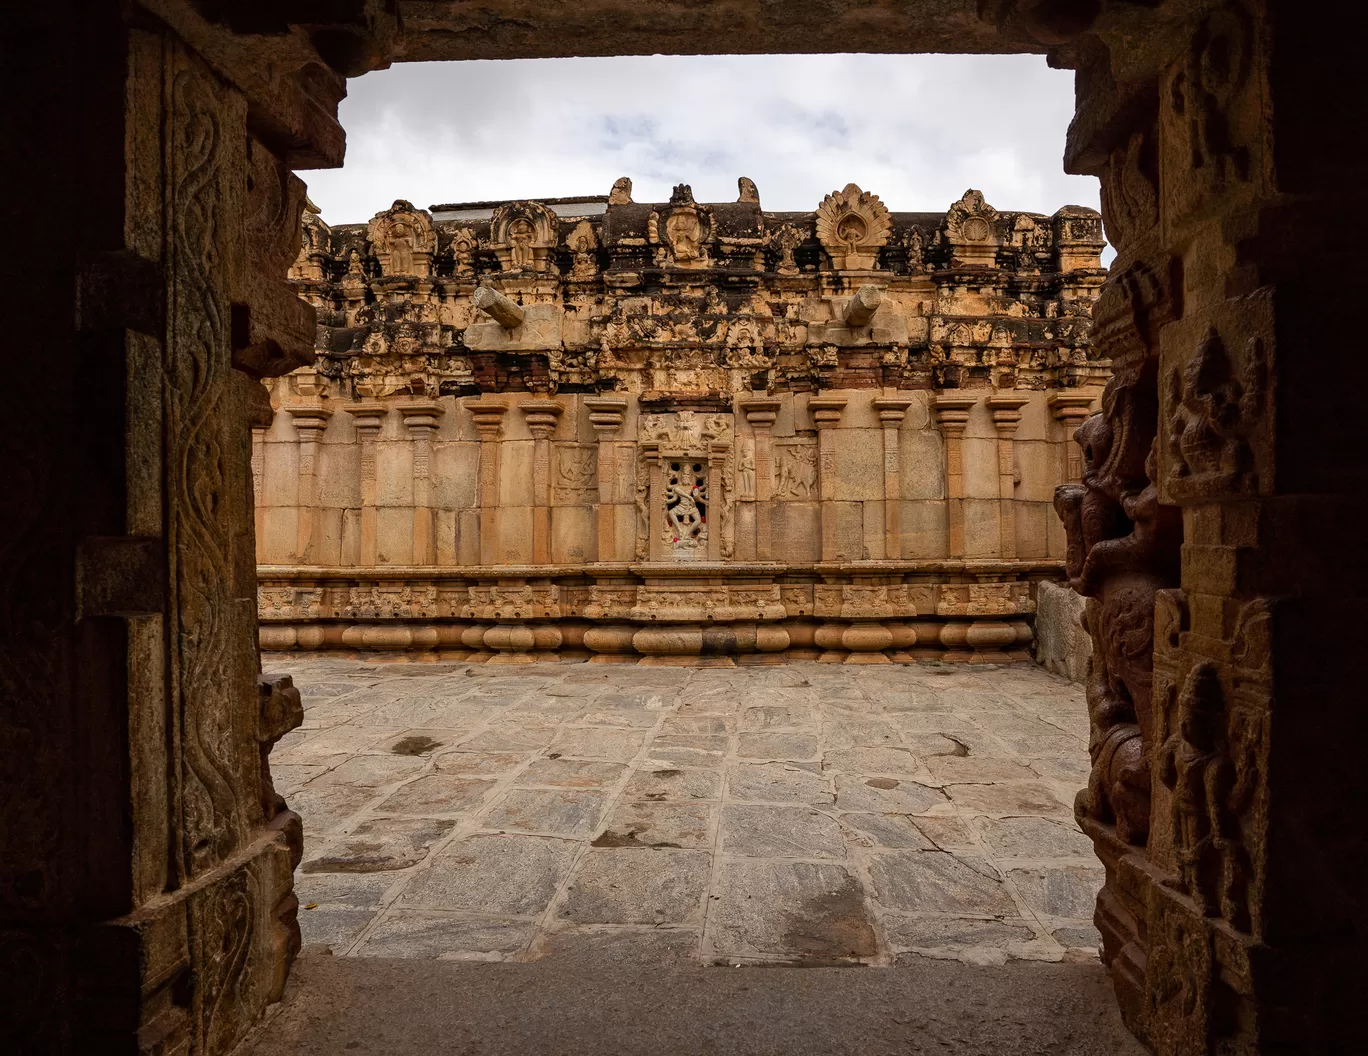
[257,179,1107,663]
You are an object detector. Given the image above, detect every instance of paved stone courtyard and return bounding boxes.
[269,657,1104,967]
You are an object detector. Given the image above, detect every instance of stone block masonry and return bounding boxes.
[258,180,1108,663]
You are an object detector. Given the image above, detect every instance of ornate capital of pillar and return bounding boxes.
[739,397,781,430]
[345,401,389,438]
[932,394,978,438]
[397,400,443,438]
[583,396,628,439]
[466,399,508,441]
[1048,392,1095,427]
[871,396,915,427]
[986,394,1029,437]
[289,402,333,440]
[808,396,847,429]
[518,399,563,439]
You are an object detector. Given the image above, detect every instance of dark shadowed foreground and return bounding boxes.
[245,934,1146,1056]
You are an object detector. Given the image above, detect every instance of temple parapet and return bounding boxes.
[263,180,1107,661]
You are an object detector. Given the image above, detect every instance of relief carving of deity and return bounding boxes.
[776,444,818,498]
[665,460,708,554]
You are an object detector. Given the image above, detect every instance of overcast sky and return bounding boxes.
[305,53,1098,227]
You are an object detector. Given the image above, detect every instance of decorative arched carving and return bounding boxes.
[490,200,558,273]
[815,183,891,271]
[366,199,436,277]
[648,185,713,269]
[944,188,1000,266]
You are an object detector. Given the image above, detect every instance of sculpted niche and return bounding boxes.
[815,183,891,270]
[367,199,437,277]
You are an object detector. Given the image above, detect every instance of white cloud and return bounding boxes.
[304,53,1100,227]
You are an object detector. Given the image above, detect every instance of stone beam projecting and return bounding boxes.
[259,180,1109,665]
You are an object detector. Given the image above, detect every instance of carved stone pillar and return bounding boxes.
[252,423,268,544]
[468,401,507,566]
[584,396,628,562]
[706,438,731,562]
[809,397,847,562]
[643,442,664,561]
[399,400,443,566]
[1048,392,1094,483]
[290,404,331,564]
[518,400,562,564]
[872,397,913,559]
[932,395,977,558]
[739,398,780,559]
[986,395,1027,560]
[347,402,388,566]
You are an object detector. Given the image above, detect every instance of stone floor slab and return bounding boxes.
[594,801,713,848]
[868,851,1017,916]
[708,859,876,962]
[720,804,846,859]
[354,913,537,959]
[400,834,580,916]
[303,818,456,873]
[276,659,1101,968]
[558,848,711,925]
[483,788,608,838]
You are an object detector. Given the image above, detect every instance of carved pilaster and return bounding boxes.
[809,397,847,562]
[584,396,628,562]
[467,400,507,566]
[707,439,731,562]
[872,397,913,559]
[290,403,332,565]
[986,395,1028,560]
[1048,392,1095,483]
[346,402,388,566]
[740,398,780,560]
[399,400,443,566]
[519,400,563,564]
[932,395,977,558]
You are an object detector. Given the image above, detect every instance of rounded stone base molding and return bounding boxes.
[260,611,1043,666]
[841,620,894,664]
[964,619,1017,664]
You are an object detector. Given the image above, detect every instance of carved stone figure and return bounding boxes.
[944,189,999,266]
[737,447,756,498]
[768,223,803,276]
[1167,326,1265,498]
[665,460,707,552]
[737,176,760,204]
[776,444,818,499]
[566,219,598,280]
[815,183,892,270]
[490,200,558,273]
[609,176,634,204]
[367,199,437,277]
[449,227,477,278]
[648,191,713,269]
[1056,381,1181,846]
